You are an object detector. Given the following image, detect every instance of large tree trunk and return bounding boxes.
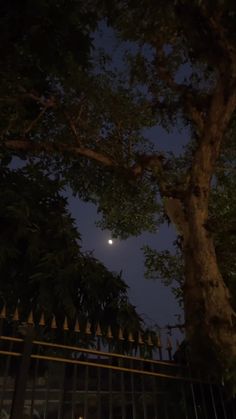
[179,82,236,374]
[182,191,236,375]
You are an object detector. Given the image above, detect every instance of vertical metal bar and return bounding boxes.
[83,363,89,419]
[231,395,236,419]
[164,393,170,419]
[151,362,159,419]
[181,381,189,419]
[57,363,66,419]
[10,326,34,419]
[130,360,137,419]
[97,362,102,419]
[141,361,148,419]
[0,322,17,414]
[209,383,218,419]
[72,364,77,419]
[185,349,199,419]
[189,380,199,419]
[198,379,209,419]
[120,358,126,419]
[29,343,40,419]
[218,385,227,419]
[108,355,113,419]
[43,362,50,419]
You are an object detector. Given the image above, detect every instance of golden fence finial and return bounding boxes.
[74,318,80,333]
[107,325,113,339]
[156,335,162,348]
[63,317,69,331]
[39,312,46,326]
[128,331,134,343]
[85,320,91,335]
[27,310,34,325]
[167,337,173,350]
[138,332,144,345]
[96,322,102,337]
[13,306,19,321]
[0,305,6,319]
[118,327,124,341]
[147,334,153,346]
[51,315,57,329]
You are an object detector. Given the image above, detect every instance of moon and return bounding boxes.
[108,239,113,245]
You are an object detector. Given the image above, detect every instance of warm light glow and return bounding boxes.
[108,239,113,245]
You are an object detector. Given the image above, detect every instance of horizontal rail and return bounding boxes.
[0,349,206,383]
[0,335,182,368]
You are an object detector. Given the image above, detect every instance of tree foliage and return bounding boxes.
[0,164,142,334]
[0,0,236,381]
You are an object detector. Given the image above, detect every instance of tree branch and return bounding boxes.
[153,47,205,131]
[24,107,48,135]
[4,139,117,168]
[200,6,236,73]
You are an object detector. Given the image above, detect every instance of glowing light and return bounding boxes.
[108,239,113,245]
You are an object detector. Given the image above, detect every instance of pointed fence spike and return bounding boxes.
[107,325,113,339]
[63,316,69,331]
[39,312,45,326]
[27,310,34,325]
[167,337,173,349]
[96,322,102,337]
[128,331,134,343]
[118,327,124,341]
[85,320,91,335]
[147,334,153,346]
[51,315,57,329]
[138,332,144,345]
[166,336,173,361]
[0,305,6,319]
[74,318,80,333]
[156,335,162,348]
[13,307,19,322]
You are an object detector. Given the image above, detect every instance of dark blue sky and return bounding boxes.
[67,121,188,331]
[69,196,179,328]
[72,25,188,332]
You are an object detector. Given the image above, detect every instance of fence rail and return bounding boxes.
[0,308,235,419]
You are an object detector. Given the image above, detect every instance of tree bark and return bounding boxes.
[183,203,236,372]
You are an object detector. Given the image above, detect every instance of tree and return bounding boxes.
[0,164,142,336]
[144,129,236,310]
[1,0,236,379]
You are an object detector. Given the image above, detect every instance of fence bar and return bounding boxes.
[130,359,137,419]
[209,382,219,419]
[218,385,228,419]
[72,363,77,419]
[83,360,89,419]
[10,326,34,419]
[108,356,113,419]
[141,361,148,419]
[0,323,19,415]
[1,322,236,419]
[151,362,159,419]
[57,364,66,419]
[120,358,126,419]
[198,379,209,419]
[97,362,102,419]
[29,346,40,419]
[43,361,50,419]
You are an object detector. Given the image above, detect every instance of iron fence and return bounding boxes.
[0,306,235,419]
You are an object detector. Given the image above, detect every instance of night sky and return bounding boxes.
[67,124,187,332]
[63,26,190,333]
